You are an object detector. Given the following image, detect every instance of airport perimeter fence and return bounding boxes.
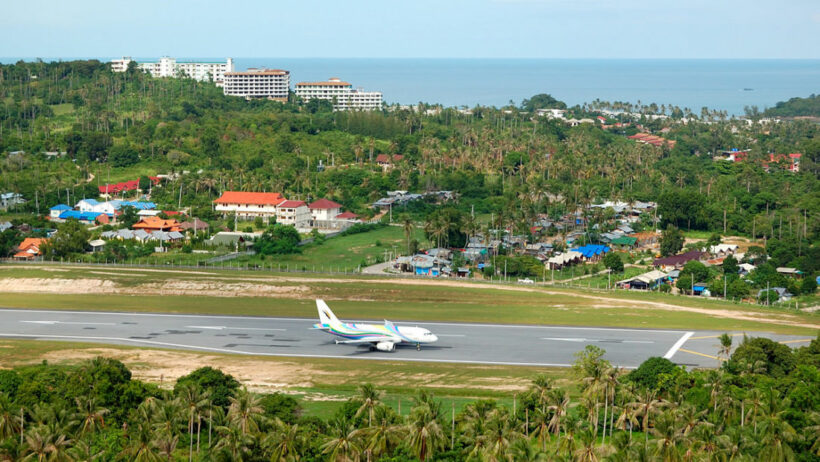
[0,258,805,311]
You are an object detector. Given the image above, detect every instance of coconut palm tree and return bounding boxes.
[152,432,178,462]
[214,424,255,462]
[22,425,71,462]
[322,416,361,462]
[353,406,403,462]
[0,396,20,441]
[118,422,159,462]
[631,389,665,447]
[264,422,303,462]
[67,438,105,461]
[354,384,382,428]
[547,389,570,441]
[406,400,445,462]
[481,408,524,461]
[651,410,685,462]
[227,388,264,435]
[72,396,108,436]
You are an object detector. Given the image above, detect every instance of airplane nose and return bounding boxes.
[430,334,438,342]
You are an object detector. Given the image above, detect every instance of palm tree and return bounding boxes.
[510,438,547,461]
[406,396,445,462]
[152,432,178,462]
[227,388,264,435]
[22,425,70,462]
[67,438,105,461]
[481,408,524,461]
[548,389,570,441]
[400,214,414,255]
[651,410,685,462]
[804,411,820,457]
[354,384,382,427]
[118,422,159,462]
[0,396,20,441]
[758,389,797,462]
[73,396,108,436]
[214,424,255,462]
[354,406,403,462]
[322,416,361,462]
[265,422,303,462]
[631,390,665,447]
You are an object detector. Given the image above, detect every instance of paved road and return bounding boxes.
[0,308,812,368]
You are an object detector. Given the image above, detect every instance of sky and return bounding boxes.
[1,0,819,59]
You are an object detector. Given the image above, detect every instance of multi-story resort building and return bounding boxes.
[110,57,235,83]
[222,68,291,102]
[295,77,382,111]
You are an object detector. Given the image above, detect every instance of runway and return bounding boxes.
[0,308,811,368]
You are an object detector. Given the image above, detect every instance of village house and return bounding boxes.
[213,191,285,221]
[0,192,25,210]
[132,216,182,232]
[276,200,310,228]
[653,250,705,271]
[375,154,403,170]
[308,198,349,229]
[13,237,48,260]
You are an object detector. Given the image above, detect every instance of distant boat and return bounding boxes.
[743,88,754,91]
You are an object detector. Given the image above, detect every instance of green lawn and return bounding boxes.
[233,225,426,271]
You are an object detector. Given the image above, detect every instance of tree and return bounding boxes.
[726,278,750,300]
[254,224,301,256]
[118,205,139,228]
[603,252,624,273]
[659,225,684,257]
[722,255,739,278]
[40,219,90,258]
[706,233,722,247]
[627,357,678,391]
[521,93,567,112]
[726,337,795,377]
[175,367,239,409]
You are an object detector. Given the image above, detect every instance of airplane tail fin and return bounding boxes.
[317,299,341,326]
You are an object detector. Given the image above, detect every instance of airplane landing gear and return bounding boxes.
[416,343,421,351]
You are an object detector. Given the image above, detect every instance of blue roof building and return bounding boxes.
[570,244,611,259]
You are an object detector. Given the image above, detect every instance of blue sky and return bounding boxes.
[1,0,818,59]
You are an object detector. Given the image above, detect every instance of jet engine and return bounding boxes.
[375,342,396,352]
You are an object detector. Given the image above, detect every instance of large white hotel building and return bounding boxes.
[295,78,382,111]
[222,68,290,102]
[110,57,235,83]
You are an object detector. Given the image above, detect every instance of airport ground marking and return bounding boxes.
[688,333,746,340]
[663,331,695,359]
[779,339,813,344]
[678,348,724,361]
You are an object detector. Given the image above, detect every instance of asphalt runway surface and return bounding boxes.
[0,308,812,368]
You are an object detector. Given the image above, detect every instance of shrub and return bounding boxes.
[627,357,679,390]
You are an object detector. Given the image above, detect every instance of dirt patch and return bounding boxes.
[40,348,317,392]
[0,278,119,294]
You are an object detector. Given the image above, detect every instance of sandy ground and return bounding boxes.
[33,347,531,395]
[1,266,817,330]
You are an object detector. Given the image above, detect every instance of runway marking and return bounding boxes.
[0,308,684,333]
[663,331,694,359]
[0,333,585,368]
[20,320,117,326]
[688,333,744,340]
[542,338,654,344]
[436,334,466,337]
[185,326,287,332]
[678,348,723,361]
[779,339,812,344]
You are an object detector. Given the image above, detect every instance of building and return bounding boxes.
[111,57,234,83]
[132,217,182,232]
[0,192,25,210]
[213,191,285,221]
[653,250,705,270]
[295,77,382,111]
[14,238,48,260]
[276,200,310,228]
[223,69,290,101]
[308,198,343,227]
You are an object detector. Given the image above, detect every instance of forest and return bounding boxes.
[0,334,818,461]
[0,59,817,246]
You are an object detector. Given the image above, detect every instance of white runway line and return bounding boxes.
[663,331,694,359]
[542,337,655,344]
[542,337,586,342]
[21,320,117,326]
[185,326,286,331]
[436,334,466,337]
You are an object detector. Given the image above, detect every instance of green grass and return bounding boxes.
[234,225,425,271]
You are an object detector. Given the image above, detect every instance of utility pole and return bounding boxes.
[724,276,727,299]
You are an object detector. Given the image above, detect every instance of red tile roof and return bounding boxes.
[18,238,48,253]
[308,198,343,210]
[213,192,285,206]
[99,177,160,194]
[132,216,181,231]
[278,200,306,208]
[375,154,404,163]
[335,212,359,219]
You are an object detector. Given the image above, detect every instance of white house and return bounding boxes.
[276,200,310,228]
[308,198,343,225]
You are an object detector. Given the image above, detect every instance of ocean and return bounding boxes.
[5,57,820,115]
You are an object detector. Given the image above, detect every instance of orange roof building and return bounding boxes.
[132,216,181,232]
[213,191,286,221]
[14,237,48,260]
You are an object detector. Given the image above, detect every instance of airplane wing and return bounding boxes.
[335,337,397,345]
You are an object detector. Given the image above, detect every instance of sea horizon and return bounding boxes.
[2,57,818,115]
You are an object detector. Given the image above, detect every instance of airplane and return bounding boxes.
[312,299,438,351]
